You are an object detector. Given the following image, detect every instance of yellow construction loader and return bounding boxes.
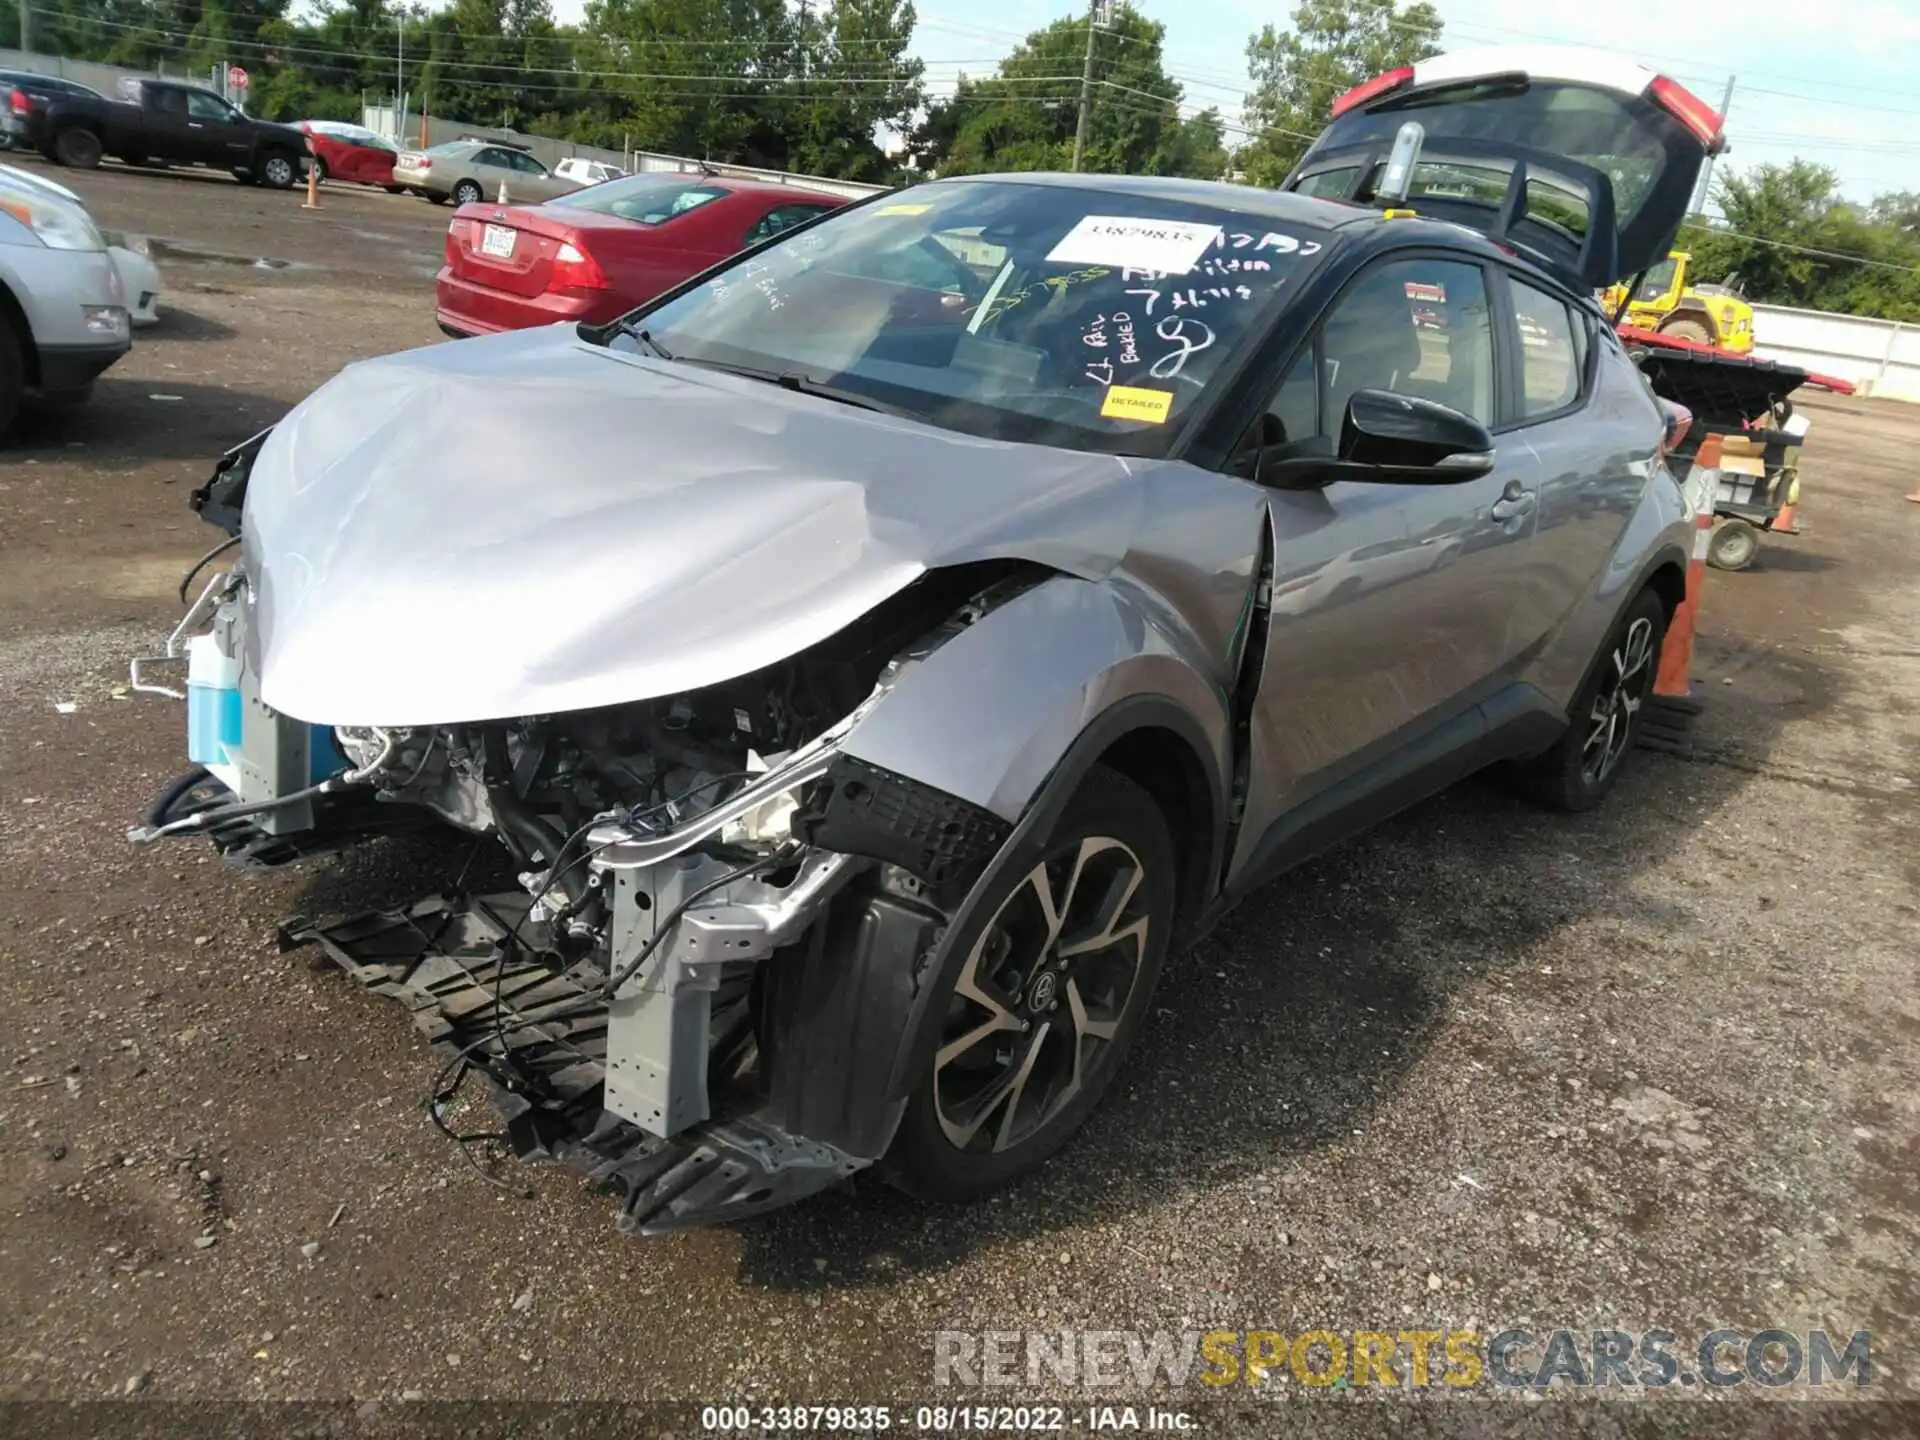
[1603,250,1755,353]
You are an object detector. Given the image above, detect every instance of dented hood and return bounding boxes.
[243,325,1144,726]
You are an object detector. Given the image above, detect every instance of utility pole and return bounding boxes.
[1689,73,1736,217]
[18,0,32,54]
[1070,0,1107,172]
[396,10,405,144]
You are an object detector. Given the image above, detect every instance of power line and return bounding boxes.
[1683,224,1920,274]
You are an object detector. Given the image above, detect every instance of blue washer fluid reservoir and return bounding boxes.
[185,632,243,766]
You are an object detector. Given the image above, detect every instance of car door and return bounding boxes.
[143,85,197,162]
[184,90,247,167]
[1495,269,1643,655]
[1230,251,1538,872]
[505,150,568,201]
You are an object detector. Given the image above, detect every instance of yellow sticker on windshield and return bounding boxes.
[1101,386,1175,424]
[875,202,932,215]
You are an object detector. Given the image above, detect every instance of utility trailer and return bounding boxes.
[1622,326,1852,570]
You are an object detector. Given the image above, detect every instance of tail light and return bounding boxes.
[549,238,608,291]
[1331,65,1414,118]
[415,156,432,170]
[1656,400,1695,462]
[8,88,28,116]
[1648,75,1724,150]
[448,216,476,249]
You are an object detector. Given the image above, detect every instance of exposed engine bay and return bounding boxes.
[132,445,1029,1230]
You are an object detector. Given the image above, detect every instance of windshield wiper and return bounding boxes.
[678,358,923,421]
[585,315,674,359]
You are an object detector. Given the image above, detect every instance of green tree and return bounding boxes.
[914,4,1215,179]
[1680,160,1920,321]
[1239,0,1442,188]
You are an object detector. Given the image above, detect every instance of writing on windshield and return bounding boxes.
[631,181,1334,452]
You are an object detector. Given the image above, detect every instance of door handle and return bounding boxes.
[1490,485,1536,522]
[187,122,203,128]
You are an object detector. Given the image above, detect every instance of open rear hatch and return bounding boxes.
[1283,45,1726,293]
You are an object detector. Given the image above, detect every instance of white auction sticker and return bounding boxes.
[1045,215,1224,276]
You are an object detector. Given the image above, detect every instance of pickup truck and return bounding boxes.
[33,78,310,189]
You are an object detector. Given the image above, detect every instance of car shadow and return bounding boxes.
[10,375,283,461]
[275,640,1834,1287]
[141,307,238,342]
[714,651,1837,1289]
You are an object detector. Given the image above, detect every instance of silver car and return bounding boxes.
[0,164,130,436]
[132,48,1718,1232]
[392,138,582,207]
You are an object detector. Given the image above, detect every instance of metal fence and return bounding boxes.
[1751,304,1920,404]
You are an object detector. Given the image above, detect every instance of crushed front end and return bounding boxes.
[131,433,1024,1231]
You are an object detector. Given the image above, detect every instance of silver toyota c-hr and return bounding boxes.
[133,46,1722,1232]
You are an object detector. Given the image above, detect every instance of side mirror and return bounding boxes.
[1338,389,1495,478]
[1255,390,1494,486]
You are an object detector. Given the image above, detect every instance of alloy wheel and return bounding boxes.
[934,835,1151,1155]
[1581,615,1655,786]
[263,155,294,187]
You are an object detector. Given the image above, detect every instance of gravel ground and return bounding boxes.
[0,157,1916,1432]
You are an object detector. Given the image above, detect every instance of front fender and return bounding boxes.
[840,572,1232,828]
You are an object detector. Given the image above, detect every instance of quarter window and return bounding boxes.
[1509,278,1585,417]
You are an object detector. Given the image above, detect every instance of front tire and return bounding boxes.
[1513,588,1668,813]
[258,151,298,189]
[883,766,1175,1202]
[1707,517,1759,571]
[0,311,25,439]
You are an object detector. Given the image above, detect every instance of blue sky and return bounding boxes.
[545,0,1920,202]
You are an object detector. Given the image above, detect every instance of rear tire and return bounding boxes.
[882,765,1175,1202]
[0,311,25,440]
[231,167,255,185]
[452,178,483,207]
[426,191,448,204]
[53,127,102,169]
[311,157,329,184]
[1512,587,1668,813]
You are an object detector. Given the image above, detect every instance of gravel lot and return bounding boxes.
[1,157,1916,1429]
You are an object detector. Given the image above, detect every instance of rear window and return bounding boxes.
[1302,80,1701,278]
[553,175,730,225]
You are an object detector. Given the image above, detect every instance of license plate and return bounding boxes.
[480,224,516,259]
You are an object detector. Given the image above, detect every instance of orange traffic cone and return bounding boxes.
[497,180,509,204]
[302,162,320,210]
[1641,432,1722,752]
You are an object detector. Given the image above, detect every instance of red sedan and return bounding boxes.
[297,121,405,191]
[435,173,848,337]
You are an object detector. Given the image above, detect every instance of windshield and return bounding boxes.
[611,179,1332,454]
[555,174,731,224]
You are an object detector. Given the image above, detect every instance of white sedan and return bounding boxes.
[0,162,161,326]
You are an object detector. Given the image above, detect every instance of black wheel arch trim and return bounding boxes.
[769,693,1228,1164]
[875,694,1225,1110]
